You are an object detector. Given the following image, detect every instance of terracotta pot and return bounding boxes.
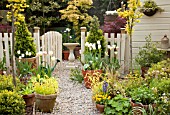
[96,104,105,113]
[23,93,35,107]
[35,93,57,113]
[63,50,69,60]
[82,70,102,89]
[131,101,156,115]
[23,93,35,115]
[141,66,149,77]
[74,46,81,59]
[16,56,37,69]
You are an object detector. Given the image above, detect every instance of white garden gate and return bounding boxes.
[0,27,62,74]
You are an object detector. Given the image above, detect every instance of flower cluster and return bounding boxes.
[17,50,32,59]
[105,10,118,15]
[93,93,111,105]
[83,41,102,70]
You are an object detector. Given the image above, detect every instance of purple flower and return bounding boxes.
[102,81,108,93]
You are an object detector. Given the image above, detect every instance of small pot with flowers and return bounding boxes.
[92,81,111,113]
[82,41,103,88]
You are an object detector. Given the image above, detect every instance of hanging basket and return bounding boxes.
[104,14,118,22]
[143,9,158,16]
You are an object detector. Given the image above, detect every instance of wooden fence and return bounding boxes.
[0,27,62,74]
[80,27,130,74]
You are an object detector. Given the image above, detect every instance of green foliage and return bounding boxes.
[146,58,170,79]
[0,57,6,71]
[20,83,34,95]
[102,57,120,74]
[0,90,25,115]
[135,34,165,67]
[83,52,103,70]
[85,16,106,56]
[70,67,84,83]
[0,75,22,92]
[129,86,157,105]
[14,21,36,58]
[33,77,58,95]
[104,94,132,115]
[35,59,60,78]
[60,0,92,43]
[0,75,15,92]
[16,60,34,78]
[27,0,60,33]
[149,78,170,114]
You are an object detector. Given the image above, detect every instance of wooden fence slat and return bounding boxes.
[0,33,3,60]
[4,33,10,73]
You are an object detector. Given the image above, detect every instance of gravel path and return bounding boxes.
[36,60,101,115]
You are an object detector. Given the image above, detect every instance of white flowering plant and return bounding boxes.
[36,51,60,78]
[83,41,103,70]
[105,10,118,16]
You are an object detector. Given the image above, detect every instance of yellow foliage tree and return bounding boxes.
[60,0,93,43]
[118,0,143,71]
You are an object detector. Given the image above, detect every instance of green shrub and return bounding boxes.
[85,16,106,57]
[70,68,84,83]
[0,75,22,92]
[135,34,165,67]
[14,20,36,58]
[0,90,25,115]
[104,94,132,115]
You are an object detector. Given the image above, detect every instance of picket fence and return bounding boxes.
[80,27,130,74]
[0,27,62,74]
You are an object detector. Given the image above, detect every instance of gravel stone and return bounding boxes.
[35,60,102,115]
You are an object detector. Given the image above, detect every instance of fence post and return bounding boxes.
[121,28,129,74]
[81,27,87,63]
[33,27,40,67]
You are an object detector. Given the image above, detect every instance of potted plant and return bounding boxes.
[139,0,164,16]
[20,83,35,115]
[104,94,132,115]
[0,57,6,75]
[32,75,58,113]
[135,34,165,77]
[92,81,111,113]
[16,60,35,85]
[129,85,157,114]
[14,16,37,68]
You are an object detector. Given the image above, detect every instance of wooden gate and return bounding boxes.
[0,27,62,74]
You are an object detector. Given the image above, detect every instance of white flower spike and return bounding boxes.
[97,40,100,45]
[26,51,29,55]
[21,54,25,58]
[17,50,21,54]
[49,51,53,55]
[51,56,56,61]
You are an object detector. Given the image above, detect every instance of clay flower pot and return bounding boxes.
[35,93,57,113]
[22,93,35,115]
[96,103,105,113]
